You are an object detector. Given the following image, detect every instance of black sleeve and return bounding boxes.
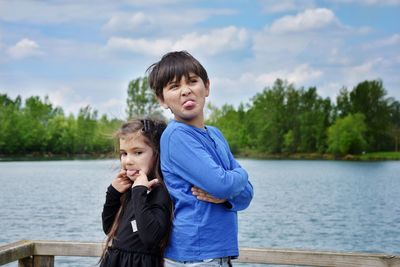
[101,185,123,235]
[129,185,172,249]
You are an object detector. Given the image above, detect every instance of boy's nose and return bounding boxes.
[181,86,191,96]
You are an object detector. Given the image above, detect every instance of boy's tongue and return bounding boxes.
[183,100,195,109]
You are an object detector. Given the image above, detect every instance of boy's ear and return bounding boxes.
[205,80,210,97]
[157,97,169,109]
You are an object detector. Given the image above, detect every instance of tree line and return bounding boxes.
[0,95,121,156]
[1,78,399,157]
[207,79,400,155]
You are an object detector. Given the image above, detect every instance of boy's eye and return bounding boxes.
[169,84,178,90]
[120,152,127,157]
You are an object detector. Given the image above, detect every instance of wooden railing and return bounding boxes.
[1,240,399,267]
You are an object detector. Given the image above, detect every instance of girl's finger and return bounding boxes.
[147,179,159,188]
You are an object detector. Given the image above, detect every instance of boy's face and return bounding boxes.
[159,73,209,128]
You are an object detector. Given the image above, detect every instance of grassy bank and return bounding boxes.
[354,151,400,160]
[237,150,400,161]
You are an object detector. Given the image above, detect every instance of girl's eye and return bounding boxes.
[135,151,143,155]
[190,79,197,84]
[120,152,127,157]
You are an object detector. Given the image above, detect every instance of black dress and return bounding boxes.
[100,184,171,267]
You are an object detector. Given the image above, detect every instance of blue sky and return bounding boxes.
[0,0,399,119]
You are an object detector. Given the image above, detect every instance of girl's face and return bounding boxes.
[119,132,154,176]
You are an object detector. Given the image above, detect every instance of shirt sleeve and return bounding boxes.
[101,185,122,235]
[226,181,254,211]
[167,128,249,199]
[221,134,254,211]
[129,185,172,249]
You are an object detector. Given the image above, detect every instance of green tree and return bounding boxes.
[0,94,22,154]
[335,87,351,118]
[75,105,98,153]
[247,79,287,153]
[327,113,367,155]
[349,80,391,151]
[19,96,56,153]
[126,77,163,118]
[283,130,295,153]
[207,103,247,154]
[388,99,400,152]
[297,87,332,153]
[283,86,301,152]
[92,115,121,154]
[46,114,77,154]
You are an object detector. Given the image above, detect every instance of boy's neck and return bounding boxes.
[174,114,205,129]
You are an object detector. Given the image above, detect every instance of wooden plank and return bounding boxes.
[237,247,400,267]
[0,240,34,265]
[2,240,400,267]
[33,241,103,257]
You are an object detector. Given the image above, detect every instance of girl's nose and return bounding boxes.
[125,154,135,165]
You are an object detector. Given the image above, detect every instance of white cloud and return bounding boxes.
[332,0,400,6]
[366,34,400,48]
[102,8,236,35]
[255,64,323,86]
[348,58,383,74]
[260,0,315,13]
[363,0,400,4]
[343,58,385,85]
[172,26,248,55]
[47,86,74,108]
[209,64,323,107]
[106,37,173,56]
[103,12,154,33]
[7,38,43,59]
[0,1,116,23]
[102,98,125,109]
[268,8,337,33]
[106,26,248,56]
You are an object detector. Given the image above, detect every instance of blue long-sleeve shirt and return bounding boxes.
[160,120,253,261]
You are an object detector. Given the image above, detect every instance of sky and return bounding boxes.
[0,0,399,119]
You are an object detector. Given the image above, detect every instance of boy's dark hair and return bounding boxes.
[146,51,209,101]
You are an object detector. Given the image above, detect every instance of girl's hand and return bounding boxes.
[191,186,226,204]
[111,169,133,193]
[131,170,159,189]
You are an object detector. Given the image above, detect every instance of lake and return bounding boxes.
[0,159,399,266]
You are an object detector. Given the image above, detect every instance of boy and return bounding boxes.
[147,51,253,266]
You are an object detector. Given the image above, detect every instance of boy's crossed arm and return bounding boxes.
[167,128,253,210]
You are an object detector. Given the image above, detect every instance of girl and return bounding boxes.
[100,118,172,267]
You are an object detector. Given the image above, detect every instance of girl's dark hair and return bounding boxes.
[146,51,209,101]
[99,118,171,265]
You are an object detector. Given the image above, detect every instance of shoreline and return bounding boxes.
[1,151,399,161]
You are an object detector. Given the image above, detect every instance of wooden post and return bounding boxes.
[33,255,54,267]
[18,256,32,267]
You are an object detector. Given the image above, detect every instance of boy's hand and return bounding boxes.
[191,186,226,204]
[111,169,133,193]
[131,170,159,189]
